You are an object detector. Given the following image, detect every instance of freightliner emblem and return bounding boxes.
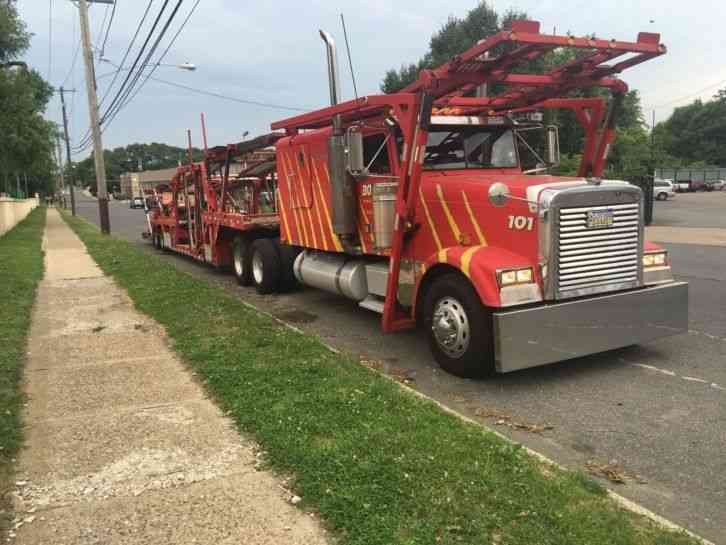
[586,209,614,229]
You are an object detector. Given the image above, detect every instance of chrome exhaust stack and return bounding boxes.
[319,30,341,106]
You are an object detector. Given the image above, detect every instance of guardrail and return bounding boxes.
[0,197,40,237]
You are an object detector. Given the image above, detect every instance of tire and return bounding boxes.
[422,273,495,378]
[278,244,302,292]
[250,238,281,294]
[153,229,163,250]
[232,236,253,286]
[656,192,666,201]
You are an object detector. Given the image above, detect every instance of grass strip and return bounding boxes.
[0,208,46,532]
[63,211,697,545]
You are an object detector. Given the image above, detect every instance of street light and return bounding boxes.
[99,57,196,72]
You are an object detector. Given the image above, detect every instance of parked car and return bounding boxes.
[654,180,677,200]
[130,196,145,209]
[674,182,689,192]
[705,179,725,191]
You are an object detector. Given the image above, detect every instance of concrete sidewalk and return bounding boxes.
[10,209,327,544]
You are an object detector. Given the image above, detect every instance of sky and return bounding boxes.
[16,0,726,159]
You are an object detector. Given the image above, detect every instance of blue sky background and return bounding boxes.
[16,0,726,157]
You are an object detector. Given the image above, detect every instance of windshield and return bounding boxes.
[423,127,518,170]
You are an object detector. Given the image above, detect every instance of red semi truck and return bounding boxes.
[146,20,688,377]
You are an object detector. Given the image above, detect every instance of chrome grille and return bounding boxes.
[557,203,641,296]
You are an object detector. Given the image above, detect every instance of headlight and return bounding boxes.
[500,270,517,286]
[516,268,533,283]
[498,267,534,286]
[643,251,668,268]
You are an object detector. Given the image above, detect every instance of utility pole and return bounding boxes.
[55,132,67,207]
[77,0,113,234]
[59,87,77,215]
[650,109,656,180]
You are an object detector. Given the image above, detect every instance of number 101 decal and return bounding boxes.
[508,215,534,231]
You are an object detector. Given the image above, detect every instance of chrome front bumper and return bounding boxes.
[493,282,688,373]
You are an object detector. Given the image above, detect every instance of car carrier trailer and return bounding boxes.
[147,20,688,377]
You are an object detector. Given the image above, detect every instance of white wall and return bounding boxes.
[0,196,40,237]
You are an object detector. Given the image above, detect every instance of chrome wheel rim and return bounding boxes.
[432,296,470,359]
[233,242,243,277]
[252,251,264,284]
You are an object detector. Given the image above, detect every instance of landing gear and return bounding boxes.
[423,273,495,378]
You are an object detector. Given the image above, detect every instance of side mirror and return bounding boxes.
[546,125,560,166]
[346,127,365,175]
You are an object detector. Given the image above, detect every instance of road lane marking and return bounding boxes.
[688,329,726,342]
[682,376,709,384]
[630,363,676,376]
[626,361,724,393]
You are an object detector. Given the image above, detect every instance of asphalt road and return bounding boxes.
[72,192,726,542]
[652,190,726,229]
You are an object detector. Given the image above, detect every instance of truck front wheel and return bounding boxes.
[250,238,281,294]
[423,273,495,378]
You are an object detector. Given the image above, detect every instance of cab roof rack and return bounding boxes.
[272,20,665,130]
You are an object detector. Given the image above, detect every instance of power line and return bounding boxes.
[113,0,201,121]
[99,0,118,57]
[74,0,159,149]
[646,77,726,111]
[72,76,309,155]
[94,3,111,49]
[100,0,174,124]
[149,77,310,112]
[61,14,80,87]
[98,0,156,109]
[47,0,53,81]
[101,0,185,126]
[78,0,183,153]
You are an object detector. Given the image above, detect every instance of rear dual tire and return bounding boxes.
[250,239,281,294]
[242,238,300,294]
[233,236,253,286]
[153,229,164,250]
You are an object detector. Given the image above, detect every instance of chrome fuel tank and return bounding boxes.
[293,251,368,301]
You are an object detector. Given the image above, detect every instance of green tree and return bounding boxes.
[73,143,203,193]
[0,0,57,197]
[654,89,726,166]
[604,125,651,179]
[0,0,28,63]
[381,2,526,93]
[379,1,648,177]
